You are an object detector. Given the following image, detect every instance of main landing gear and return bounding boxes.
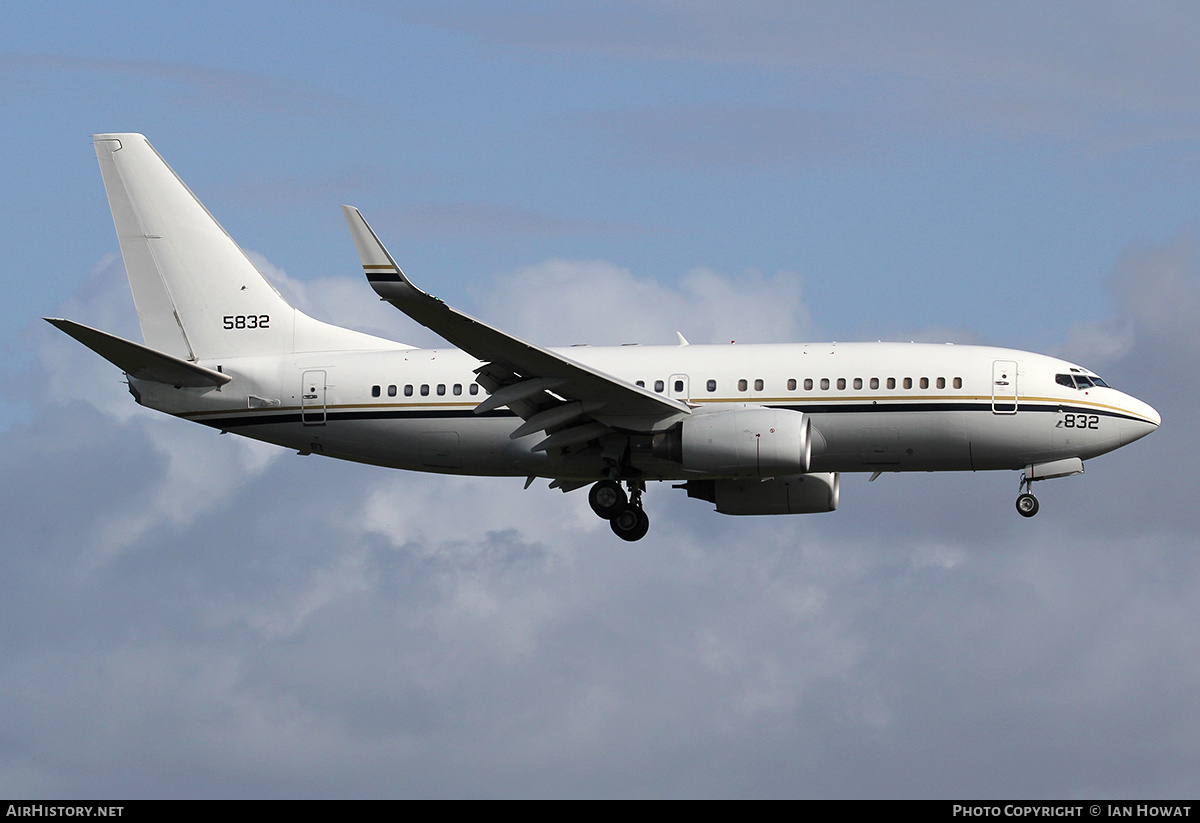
[589,478,650,541]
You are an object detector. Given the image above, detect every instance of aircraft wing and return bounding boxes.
[342,206,690,436]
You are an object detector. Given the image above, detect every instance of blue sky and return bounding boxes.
[3,1,1199,798]
[9,1,1199,355]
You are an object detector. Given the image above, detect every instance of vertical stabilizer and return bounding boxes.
[93,134,394,359]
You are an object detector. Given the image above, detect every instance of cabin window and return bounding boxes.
[706,379,717,392]
[636,380,645,388]
[804,378,813,391]
[787,378,797,391]
[853,377,863,390]
[469,384,480,395]
[820,378,830,390]
[953,377,962,389]
[420,384,430,396]
[371,385,381,398]
[936,377,946,389]
[654,380,664,393]
[437,384,446,396]
[887,378,896,389]
[754,379,764,391]
[903,377,913,389]
[738,379,748,392]
[388,385,397,397]
[837,378,846,390]
[453,384,462,396]
[870,377,879,390]
[674,380,684,393]
[919,378,929,389]
[404,384,414,397]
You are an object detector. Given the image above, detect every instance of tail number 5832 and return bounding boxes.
[223,315,270,330]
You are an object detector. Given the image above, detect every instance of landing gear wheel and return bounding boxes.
[589,480,627,520]
[610,503,650,542]
[1016,493,1040,518]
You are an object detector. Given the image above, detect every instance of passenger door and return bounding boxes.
[301,370,327,425]
[991,360,1018,414]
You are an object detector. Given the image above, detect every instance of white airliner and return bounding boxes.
[49,134,1161,541]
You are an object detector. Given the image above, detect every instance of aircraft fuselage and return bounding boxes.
[132,340,1159,481]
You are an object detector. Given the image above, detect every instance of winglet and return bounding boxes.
[342,205,420,301]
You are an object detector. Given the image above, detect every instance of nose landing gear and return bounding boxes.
[1015,474,1039,518]
[589,478,650,541]
[1012,458,1086,517]
[1016,492,1040,517]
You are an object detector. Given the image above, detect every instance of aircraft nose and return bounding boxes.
[1119,396,1160,445]
[1146,403,1162,429]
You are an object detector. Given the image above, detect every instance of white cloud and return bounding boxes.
[5,238,1199,797]
[1109,230,1200,341]
[1057,318,1136,368]
[476,259,817,346]
[256,250,819,348]
[1056,228,1200,366]
[38,254,147,421]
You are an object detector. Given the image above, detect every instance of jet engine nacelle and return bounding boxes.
[684,472,840,515]
[653,407,811,477]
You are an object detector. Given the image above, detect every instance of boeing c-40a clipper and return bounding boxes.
[50,134,1161,541]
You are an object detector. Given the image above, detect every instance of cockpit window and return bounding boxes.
[1057,373,1110,390]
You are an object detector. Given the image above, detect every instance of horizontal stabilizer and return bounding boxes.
[45,318,231,388]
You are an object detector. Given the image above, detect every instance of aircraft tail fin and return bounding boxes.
[92,134,394,360]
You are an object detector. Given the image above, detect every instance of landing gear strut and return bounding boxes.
[589,477,650,541]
